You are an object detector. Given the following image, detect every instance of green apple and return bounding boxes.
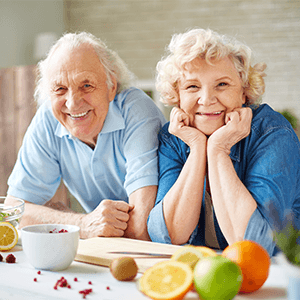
[194,255,243,300]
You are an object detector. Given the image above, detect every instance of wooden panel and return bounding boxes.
[0,65,68,205]
[0,67,16,195]
[14,65,37,151]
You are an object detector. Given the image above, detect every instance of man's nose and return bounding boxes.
[197,88,217,105]
[65,90,82,110]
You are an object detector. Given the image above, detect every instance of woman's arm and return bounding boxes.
[207,150,257,244]
[161,108,207,245]
[207,107,257,244]
[163,144,207,244]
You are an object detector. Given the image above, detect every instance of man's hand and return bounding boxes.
[169,107,206,148]
[80,200,133,239]
[208,107,252,154]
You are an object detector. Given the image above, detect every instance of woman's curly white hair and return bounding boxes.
[156,28,266,106]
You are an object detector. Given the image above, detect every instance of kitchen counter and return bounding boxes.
[0,242,288,300]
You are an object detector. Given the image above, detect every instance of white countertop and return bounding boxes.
[0,242,288,300]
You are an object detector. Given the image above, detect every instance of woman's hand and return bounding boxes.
[169,107,206,148]
[208,107,252,154]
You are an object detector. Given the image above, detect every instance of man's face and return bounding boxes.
[46,44,117,148]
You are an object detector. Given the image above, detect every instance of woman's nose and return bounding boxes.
[197,88,217,105]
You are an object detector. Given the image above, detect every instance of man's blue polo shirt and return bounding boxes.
[7,87,166,212]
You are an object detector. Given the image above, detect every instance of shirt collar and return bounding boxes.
[101,98,125,134]
[54,97,125,138]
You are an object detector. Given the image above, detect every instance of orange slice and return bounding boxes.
[0,222,18,251]
[139,260,193,300]
[171,245,204,270]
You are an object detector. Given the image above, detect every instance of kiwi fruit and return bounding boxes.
[110,257,138,281]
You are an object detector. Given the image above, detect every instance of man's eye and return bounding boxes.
[83,84,94,89]
[54,87,66,94]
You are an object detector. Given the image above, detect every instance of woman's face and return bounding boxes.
[178,57,246,136]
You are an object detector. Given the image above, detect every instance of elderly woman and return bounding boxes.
[147,28,300,256]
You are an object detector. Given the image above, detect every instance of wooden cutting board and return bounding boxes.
[75,237,182,273]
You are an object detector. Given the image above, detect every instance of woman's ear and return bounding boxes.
[242,90,246,104]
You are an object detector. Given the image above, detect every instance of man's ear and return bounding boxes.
[108,75,118,102]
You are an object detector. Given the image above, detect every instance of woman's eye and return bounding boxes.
[187,85,199,90]
[218,82,228,87]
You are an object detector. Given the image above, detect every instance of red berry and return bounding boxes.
[74,277,78,282]
[37,271,41,275]
[6,254,16,263]
[106,286,110,290]
[88,281,92,285]
[54,276,71,290]
[34,278,37,282]
[79,288,92,299]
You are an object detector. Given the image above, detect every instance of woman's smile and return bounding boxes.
[196,111,224,118]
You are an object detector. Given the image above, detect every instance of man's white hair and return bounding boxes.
[34,32,134,106]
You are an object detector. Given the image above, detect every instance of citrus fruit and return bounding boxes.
[139,260,193,300]
[0,222,18,251]
[222,240,270,293]
[195,246,218,257]
[171,245,204,270]
[194,256,243,300]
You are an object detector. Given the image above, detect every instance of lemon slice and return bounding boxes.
[0,222,18,251]
[139,260,193,300]
[195,246,218,257]
[171,245,204,270]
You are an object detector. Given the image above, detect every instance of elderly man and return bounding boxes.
[5,32,166,240]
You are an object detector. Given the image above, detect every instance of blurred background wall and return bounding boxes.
[1,0,299,117]
[0,0,66,67]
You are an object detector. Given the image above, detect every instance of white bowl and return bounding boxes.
[21,224,80,271]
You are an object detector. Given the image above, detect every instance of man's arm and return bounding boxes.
[124,185,157,241]
[5,195,81,228]
[5,195,132,239]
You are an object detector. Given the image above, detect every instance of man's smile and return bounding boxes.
[68,110,90,119]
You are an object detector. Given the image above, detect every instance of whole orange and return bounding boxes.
[222,240,270,293]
